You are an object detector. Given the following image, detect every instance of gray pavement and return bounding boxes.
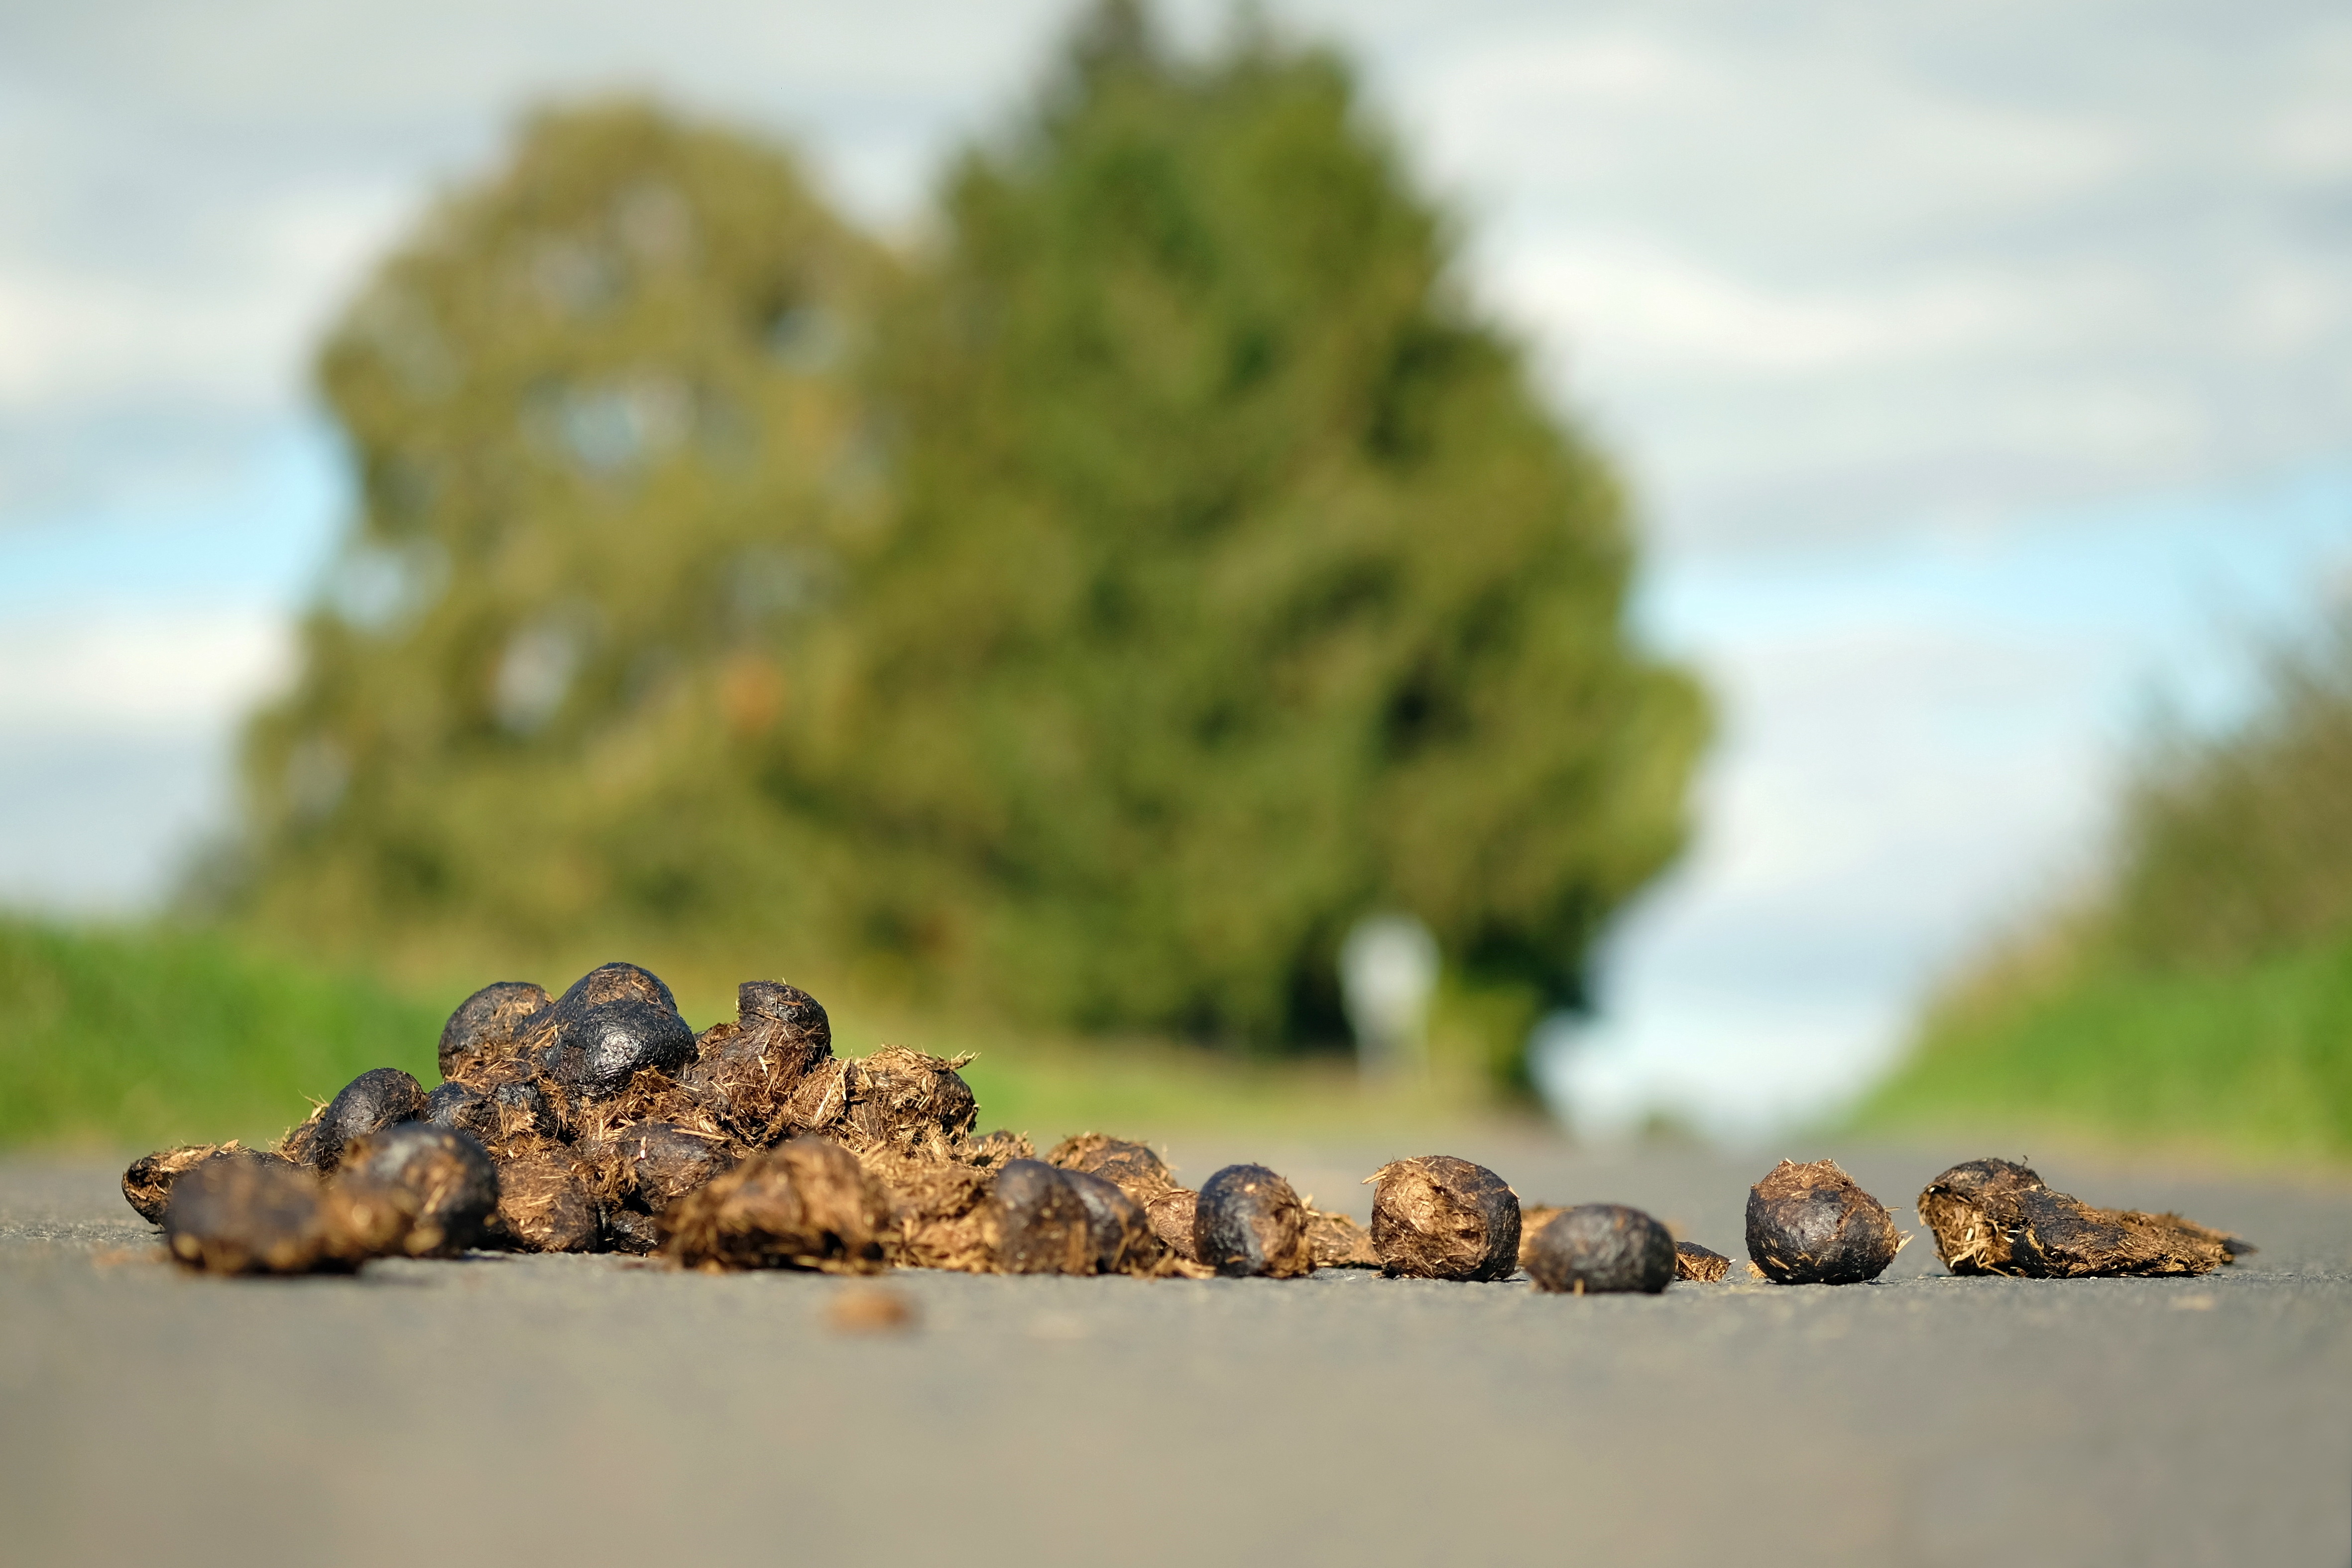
[4,1137,2348,1568]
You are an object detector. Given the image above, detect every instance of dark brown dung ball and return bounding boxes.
[604,1208,662,1255]
[1145,1188,1200,1262]
[490,1150,601,1253]
[282,1067,429,1173]
[834,1047,979,1162]
[336,1124,500,1256]
[1526,1204,1676,1295]
[437,980,550,1078]
[735,979,831,1044]
[123,1143,287,1225]
[1195,1164,1313,1279]
[980,1160,1150,1275]
[426,1060,561,1152]
[611,1121,736,1215]
[661,1136,891,1273]
[1918,1158,2248,1278]
[1046,1133,1176,1203]
[1674,1241,1732,1283]
[1367,1155,1522,1282]
[164,1156,337,1274]
[1746,1159,1902,1285]
[536,999,697,1100]
[680,1017,832,1146]
[1064,1168,1156,1273]
[554,961,679,1018]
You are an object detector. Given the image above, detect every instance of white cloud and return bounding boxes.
[0,608,294,735]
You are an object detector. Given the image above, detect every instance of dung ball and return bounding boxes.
[680,1017,832,1146]
[1526,1204,1676,1294]
[437,980,551,1078]
[1145,1189,1200,1262]
[537,998,697,1099]
[165,1155,337,1275]
[834,1047,979,1162]
[983,1159,1103,1275]
[735,980,830,1046]
[1367,1155,1522,1282]
[553,961,679,1019]
[603,1208,663,1255]
[284,1067,429,1173]
[491,1150,601,1253]
[1673,1240,1732,1282]
[336,1123,500,1256]
[1194,1164,1313,1279]
[1046,1133,1176,1203]
[660,1136,891,1273]
[123,1143,287,1225]
[1745,1159,1901,1285]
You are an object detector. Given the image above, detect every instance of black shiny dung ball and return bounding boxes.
[537,998,696,1098]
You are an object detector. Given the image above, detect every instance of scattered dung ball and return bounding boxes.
[661,1136,891,1273]
[681,1017,832,1146]
[1195,1164,1313,1279]
[1305,1207,1380,1268]
[1046,1133,1176,1203]
[1673,1241,1732,1283]
[1516,1205,1563,1272]
[827,1283,916,1333]
[123,1143,285,1225]
[553,961,680,1019]
[1526,1204,1676,1295]
[1145,1189,1200,1262]
[437,980,550,1078]
[735,979,831,1045]
[1918,1158,2249,1278]
[490,1149,601,1253]
[164,1156,338,1274]
[834,1048,979,1162]
[1367,1155,1522,1282]
[1746,1159,1903,1285]
[536,999,697,1100]
[282,1067,430,1173]
[336,1124,500,1256]
[603,1207,662,1255]
[981,1160,1148,1274]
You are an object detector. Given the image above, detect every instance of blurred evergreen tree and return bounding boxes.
[224,7,1708,1088]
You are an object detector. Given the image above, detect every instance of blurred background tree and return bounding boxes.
[223,100,893,962]
[215,1,1708,1093]
[778,2,1706,1082]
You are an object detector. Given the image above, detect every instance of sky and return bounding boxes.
[3,0,2350,1135]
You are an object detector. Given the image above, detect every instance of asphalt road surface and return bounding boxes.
[5,1138,2348,1568]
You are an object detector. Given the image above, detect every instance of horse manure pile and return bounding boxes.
[1917,1158,2254,1278]
[118,964,2254,1298]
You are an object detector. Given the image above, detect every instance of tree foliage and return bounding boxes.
[223,7,1708,1085]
